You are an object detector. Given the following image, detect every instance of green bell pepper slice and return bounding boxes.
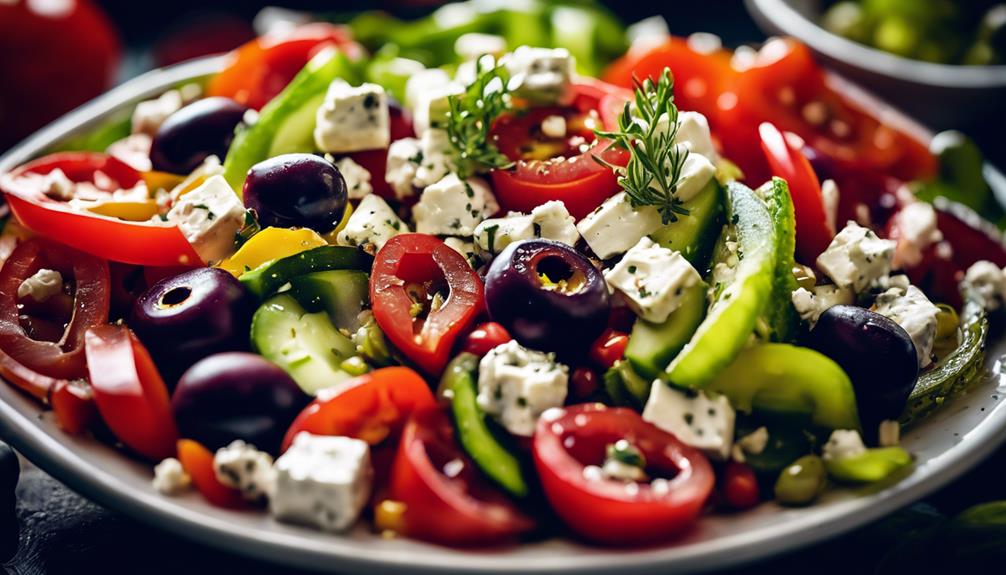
[825,446,913,483]
[240,245,372,299]
[445,353,529,498]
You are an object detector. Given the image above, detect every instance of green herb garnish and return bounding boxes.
[606,439,646,468]
[445,56,515,179]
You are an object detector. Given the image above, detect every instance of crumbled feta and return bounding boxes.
[404,68,453,111]
[576,192,663,260]
[413,174,498,237]
[473,200,578,254]
[816,222,896,292]
[40,168,76,201]
[336,194,408,254]
[167,155,224,200]
[873,284,940,368]
[878,420,900,448]
[668,111,718,162]
[642,383,735,460]
[17,269,62,303]
[271,432,373,532]
[314,81,391,153]
[892,202,943,269]
[737,426,769,455]
[476,340,569,437]
[385,137,422,201]
[165,174,246,264]
[443,237,478,266]
[604,237,702,323]
[822,429,866,461]
[503,46,574,103]
[152,457,191,496]
[414,129,455,190]
[540,115,567,139]
[132,90,183,135]
[454,32,507,60]
[334,157,373,200]
[213,440,275,502]
[412,82,464,136]
[627,15,670,52]
[672,149,717,203]
[791,284,854,326]
[821,179,839,232]
[964,260,1006,310]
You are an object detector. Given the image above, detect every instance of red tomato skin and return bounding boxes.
[388,408,534,545]
[461,322,512,357]
[721,462,761,510]
[589,329,629,370]
[370,234,484,376]
[533,403,714,545]
[177,439,246,508]
[84,325,178,461]
[569,367,599,401]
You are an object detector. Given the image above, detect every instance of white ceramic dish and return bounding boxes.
[2,56,1006,575]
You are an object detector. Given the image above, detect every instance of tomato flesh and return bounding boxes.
[461,322,512,357]
[177,438,245,508]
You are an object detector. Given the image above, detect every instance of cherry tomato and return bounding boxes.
[759,123,834,263]
[0,0,120,151]
[370,234,484,376]
[721,462,760,510]
[387,408,534,545]
[84,325,178,461]
[589,328,629,370]
[281,367,436,452]
[569,367,599,401]
[461,322,512,357]
[0,238,110,380]
[177,439,245,508]
[533,403,714,545]
[1,153,202,266]
[206,23,364,111]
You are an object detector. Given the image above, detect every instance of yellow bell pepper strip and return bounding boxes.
[322,201,354,244]
[85,200,159,222]
[216,227,326,277]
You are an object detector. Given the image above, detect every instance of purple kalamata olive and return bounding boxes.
[242,153,348,233]
[485,239,609,359]
[150,97,248,174]
[172,352,310,454]
[131,267,253,384]
[806,305,918,435]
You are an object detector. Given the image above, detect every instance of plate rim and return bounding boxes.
[3,56,1006,575]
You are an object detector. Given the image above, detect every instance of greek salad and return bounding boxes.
[1,1,1005,548]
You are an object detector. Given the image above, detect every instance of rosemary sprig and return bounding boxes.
[594,68,691,224]
[445,56,514,179]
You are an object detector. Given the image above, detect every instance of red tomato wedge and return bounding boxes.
[370,234,484,376]
[84,325,178,461]
[387,408,534,545]
[1,152,202,266]
[177,438,245,508]
[759,123,835,264]
[281,367,436,452]
[533,403,714,545]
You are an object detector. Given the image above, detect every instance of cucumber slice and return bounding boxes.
[758,177,799,343]
[626,283,707,380]
[250,294,356,395]
[240,245,372,299]
[649,179,724,270]
[288,270,370,332]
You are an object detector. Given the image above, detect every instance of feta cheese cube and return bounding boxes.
[503,46,574,103]
[415,129,455,190]
[627,15,670,52]
[665,146,716,203]
[166,174,246,264]
[964,260,1006,310]
[17,269,63,303]
[816,222,896,292]
[336,194,408,254]
[891,202,943,268]
[671,111,718,162]
[473,200,579,254]
[41,168,76,201]
[737,426,769,455]
[405,68,452,111]
[212,440,275,502]
[412,82,464,136]
[271,433,373,532]
[791,284,854,326]
[313,81,390,153]
[413,174,498,237]
[878,420,900,448]
[604,237,702,323]
[132,90,183,135]
[873,283,940,367]
[576,192,663,260]
[443,237,478,266]
[152,457,191,495]
[477,340,569,437]
[540,115,567,139]
[821,179,839,232]
[455,32,507,61]
[822,429,866,461]
[642,382,735,460]
[334,157,373,200]
[385,137,422,200]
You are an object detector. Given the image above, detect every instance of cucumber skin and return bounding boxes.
[240,245,372,300]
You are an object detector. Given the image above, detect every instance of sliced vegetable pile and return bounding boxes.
[1,2,1005,548]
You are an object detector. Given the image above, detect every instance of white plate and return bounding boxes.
[2,57,1006,575]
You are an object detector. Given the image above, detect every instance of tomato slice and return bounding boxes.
[589,328,629,370]
[1,153,202,266]
[387,408,534,545]
[0,238,110,380]
[84,325,178,461]
[281,367,436,452]
[177,438,245,508]
[461,322,512,357]
[206,23,364,111]
[533,403,714,545]
[370,234,484,376]
[759,123,835,264]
